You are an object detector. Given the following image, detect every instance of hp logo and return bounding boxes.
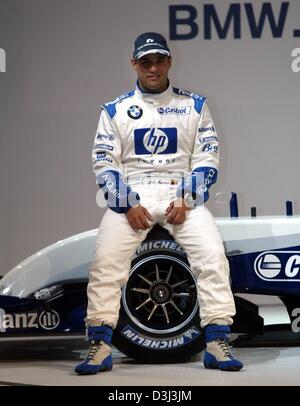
[145,128,168,154]
[134,128,177,155]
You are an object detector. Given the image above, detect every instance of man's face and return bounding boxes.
[131,54,172,93]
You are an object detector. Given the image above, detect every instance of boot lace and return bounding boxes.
[216,339,232,358]
[87,341,103,360]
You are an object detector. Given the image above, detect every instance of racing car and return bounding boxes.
[1,194,300,362]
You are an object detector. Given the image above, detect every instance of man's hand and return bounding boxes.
[126,205,153,231]
[165,198,190,225]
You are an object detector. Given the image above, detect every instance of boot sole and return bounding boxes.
[204,363,243,371]
[76,366,113,375]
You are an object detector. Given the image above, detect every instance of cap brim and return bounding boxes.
[135,49,170,59]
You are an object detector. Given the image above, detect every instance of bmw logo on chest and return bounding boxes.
[127,105,143,119]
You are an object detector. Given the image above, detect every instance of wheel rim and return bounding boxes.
[122,255,198,335]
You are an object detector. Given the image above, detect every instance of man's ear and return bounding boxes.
[131,58,137,70]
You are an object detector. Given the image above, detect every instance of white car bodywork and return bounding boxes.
[1,215,300,309]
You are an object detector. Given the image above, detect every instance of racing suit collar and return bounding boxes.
[135,80,172,103]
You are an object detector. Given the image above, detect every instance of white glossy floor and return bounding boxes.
[0,337,300,386]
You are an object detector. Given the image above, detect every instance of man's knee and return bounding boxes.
[201,246,227,265]
[191,247,228,276]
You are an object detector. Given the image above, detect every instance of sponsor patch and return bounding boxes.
[134,127,177,155]
[175,89,204,100]
[96,133,115,142]
[94,144,114,151]
[96,152,106,158]
[198,126,215,133]
[127,105,143,119]
[202,144,218,153]
[199,136,218,144]
[157,106,191,115]
[95,157,113,163]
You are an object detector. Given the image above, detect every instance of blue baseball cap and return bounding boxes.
[133,32,171,59]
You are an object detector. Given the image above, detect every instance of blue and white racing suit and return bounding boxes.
[87,83,236,328]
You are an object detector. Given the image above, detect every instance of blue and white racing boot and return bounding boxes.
[75,325,113,375]
[203,325,243,371]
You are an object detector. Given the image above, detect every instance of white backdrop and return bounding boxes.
[0,0,299,274]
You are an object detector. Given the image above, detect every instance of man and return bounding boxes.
[75,32,243,374]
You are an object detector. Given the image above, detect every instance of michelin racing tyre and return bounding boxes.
[113,226,205,363]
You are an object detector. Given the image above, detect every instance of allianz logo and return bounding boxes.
[254,251,300,281]
[0,309,60,332]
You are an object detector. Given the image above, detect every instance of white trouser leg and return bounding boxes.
[87,182,235,330]
[164,205,236,327]
[86,208,151,329]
